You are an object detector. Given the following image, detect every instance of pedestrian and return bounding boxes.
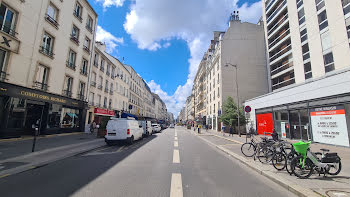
[229,125,234,136]
[90,120,97,135]
[206,124,208,131]
[271,128,279,141]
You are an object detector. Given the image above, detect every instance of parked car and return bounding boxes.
[105,118,143,145]
[139,120,153,137]
[160,124,167,130]
[169,124,175,128]
[152,123,161,133]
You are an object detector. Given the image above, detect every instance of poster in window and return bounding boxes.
[310,106,349,147]
[256,113,273,135]
[281,122,287,138]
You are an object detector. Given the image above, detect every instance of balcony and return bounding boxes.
[272,71,295,91]
[104,87,109,93]
[70,35,79,45]
[267,12,288,38]
[66,61,76,70]
[110,90,114,95]
[98,84,103,90]
[268,27,290,50]
[266,0,287,25]
[0,23,17,37]
[106,71,110,76]
[100,67,104,72]
[39,46,54,58]
[269,41,292,64]
[33,81,48,91]
[271,58,293,77]
[265,0,277,13]
[77,94,85,100]
[93,61,98,67]
[62,90,72,98]
[90,81,96,87]
[83,45,90,54]
[0,71,7,81]
[73,11,82,22]
[89,101,94,106]
[45,14,59,29]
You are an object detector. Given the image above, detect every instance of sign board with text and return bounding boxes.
[310,106,349,147]
[256,113,273,136]
[94,108,115,116]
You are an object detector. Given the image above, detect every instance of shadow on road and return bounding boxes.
[0,134,158,197]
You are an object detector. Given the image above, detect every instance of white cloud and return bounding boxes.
[96,26,124,53]
[125,0,262,117]
[95,0,125,8]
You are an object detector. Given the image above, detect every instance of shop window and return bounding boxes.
[6,98,26,129]
[60,108,79,128]
[47,104,62,128]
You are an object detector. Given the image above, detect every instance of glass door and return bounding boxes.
[299,109,310,140]
[289,110,301,139]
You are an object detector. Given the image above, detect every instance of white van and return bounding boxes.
[152,123,161,133]
[105,118,143,145]
[138,120,153,137]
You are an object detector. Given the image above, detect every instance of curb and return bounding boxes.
[0,132,83,143]
[0,140,105,178]
[197,135,320,197]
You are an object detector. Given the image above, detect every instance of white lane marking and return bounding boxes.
[174,141,178,147]
[175,133,177,137]
[174,137,178,141]
[170,173,183,197]
[173,149,180,163]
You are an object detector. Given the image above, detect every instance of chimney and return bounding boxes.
[123,57,125,64]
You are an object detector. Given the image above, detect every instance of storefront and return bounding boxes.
[0,82,86,138]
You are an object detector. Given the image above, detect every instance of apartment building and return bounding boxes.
[86,42,130,127]
[245,0,350,147]
[125,65,144,116]
[153,93,167,121]
[142,80,155,118]
[192,15,267,131]
[185,95,194,122]
[0,0,97,138]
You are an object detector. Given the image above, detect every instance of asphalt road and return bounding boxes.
[0,127,296,197]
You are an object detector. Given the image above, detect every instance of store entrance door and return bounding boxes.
[24,100,45,135]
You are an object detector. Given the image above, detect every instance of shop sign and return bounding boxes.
[256,113,273,135]
[310,106,349,147]
[94,108,115,116]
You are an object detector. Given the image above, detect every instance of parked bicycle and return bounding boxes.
[290,141,342,179]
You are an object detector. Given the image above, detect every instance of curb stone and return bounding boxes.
[196,134,321,197]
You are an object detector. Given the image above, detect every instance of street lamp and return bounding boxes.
[225,63,241,137]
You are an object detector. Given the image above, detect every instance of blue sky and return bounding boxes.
[88,0,262,116]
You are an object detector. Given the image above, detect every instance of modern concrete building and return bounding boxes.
[244,0,350,147]
[0,0,97,137]
[86,42,130,128]
[196,14,268,131]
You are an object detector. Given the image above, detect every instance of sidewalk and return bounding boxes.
[194,128,350,197]
[0,133,105,178]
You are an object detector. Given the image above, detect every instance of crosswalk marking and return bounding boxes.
[170,173,183,197]
[173,149,180,163]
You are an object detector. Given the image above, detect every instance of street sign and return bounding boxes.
[245,105,251,113]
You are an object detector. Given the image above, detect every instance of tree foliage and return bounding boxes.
[219,97,246,126]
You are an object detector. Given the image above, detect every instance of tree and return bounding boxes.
[219,97,246,127]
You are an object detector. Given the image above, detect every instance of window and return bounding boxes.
[91,72,96,86]
[86,15,93,32]
[318,10,328,31]
[105,80,109,92]
[98,76,103,89]
[34,64,49,91]
[111,66,116,79]
[46,3,59,28]
[300,28,308,43]
[315,0,325,11]
[302,43,310,60]
[97,95,101,106]
[298,8,305,25]
[0,4,17,36]
[103,97,107,108]
[89,92,94,105]
[78,82,85,100]
[71,25,80,44]
[74,2,82,21]
[94,53,99,67]
[345,17,350,41]
[41,32,54,57]
[63,76,73,97]
[100,59,105,72]
[217,87,220,97]
[297,0,303,9]
[0,48,8,80]
[67,50,76,69]
[323,52,335,72]
[217,73,219,84]
[304,62,312,79]
[81,58,88,75]
[321,31,332,51]
[110,83,114,94]
[106,64,111,76]
[83,37,90,52]
[109,99,112,109]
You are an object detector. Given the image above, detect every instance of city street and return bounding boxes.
[0,127,295,197]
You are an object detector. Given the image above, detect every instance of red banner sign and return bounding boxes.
[256,113,273,135]
[94,108,115,116]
